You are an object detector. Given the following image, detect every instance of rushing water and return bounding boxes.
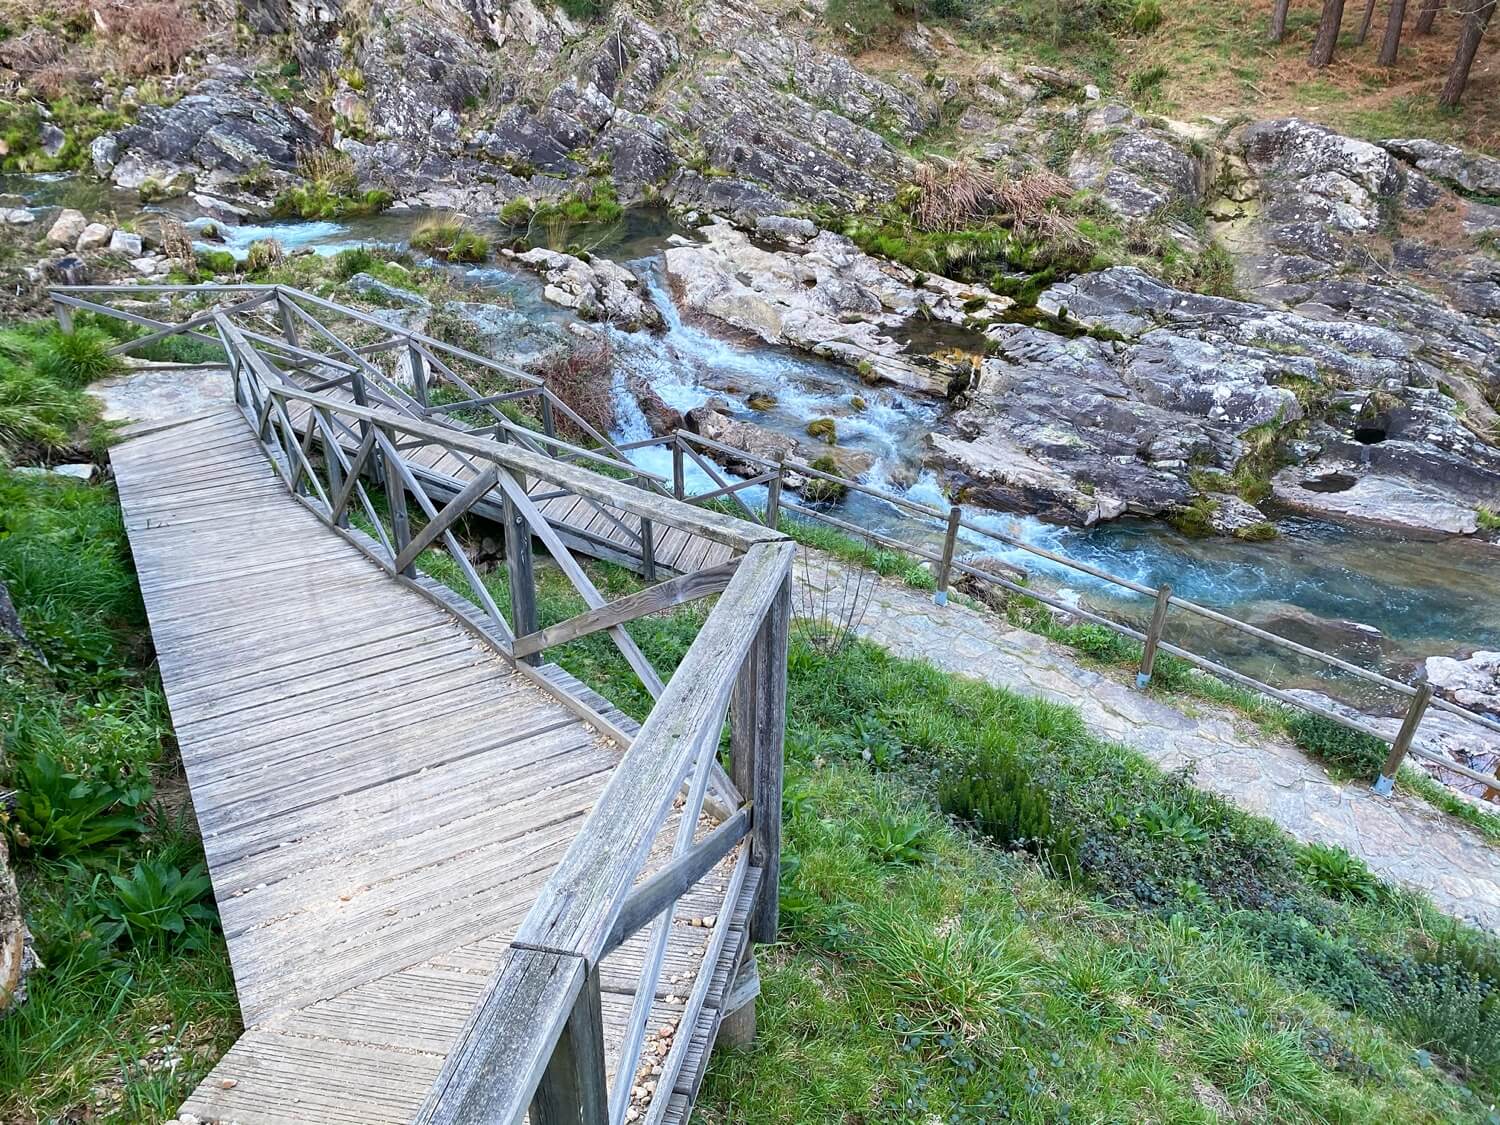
[10,176,1500,706]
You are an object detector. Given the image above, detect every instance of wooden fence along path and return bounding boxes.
[79,286,794,1124]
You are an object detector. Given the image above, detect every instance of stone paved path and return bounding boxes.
[795,553,1500,933]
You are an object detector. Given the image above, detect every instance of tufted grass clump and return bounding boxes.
[411,216,491,263]
[1285,712,1387,779]
[0,325,107,465]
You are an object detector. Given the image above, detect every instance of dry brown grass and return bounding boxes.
[156,216,195,267]
[0,0,204,89]
[913,161,1080,248]
[528,335,616,441]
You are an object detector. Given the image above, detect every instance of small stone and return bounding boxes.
[0,207,36,224]
[76,222,112,252]
[220,1078,238,1089]
[40,122,66,157]
[109,229,144,255]
[130,255,161,276]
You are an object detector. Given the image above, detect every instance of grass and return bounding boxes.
[411,216,491,264]
[384,520,1500,1118]
[1,470,237,1121]
[0,322,114,466]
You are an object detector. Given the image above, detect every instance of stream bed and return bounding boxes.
[10,177,1500,712]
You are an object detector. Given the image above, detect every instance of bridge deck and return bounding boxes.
[112,408,748,1123]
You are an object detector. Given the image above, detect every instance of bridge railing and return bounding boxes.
[207,308,793,1125]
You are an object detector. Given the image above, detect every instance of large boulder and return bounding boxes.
[1067,105,1206,223]
[504,247,663,331]
[105,68,319,197]
[662,218,1009,395]
[1426,651,1500,719]
[1382,138,1500,199]
[45,209,86,247]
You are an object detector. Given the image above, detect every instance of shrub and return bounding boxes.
[411,216,490,263]
[99,859,216,950]
[197,248,239,275]
[800,455,848,504]
[940,736,1080,873]
[859,808,933,866]
[1286,712,1387,778]
[119,0,205,75]
[1127,0,1163,33]
[332,245,376,280]
[527,335,615,439]
[244,238,285,274]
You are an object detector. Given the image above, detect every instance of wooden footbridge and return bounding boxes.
[56,285,793,1124]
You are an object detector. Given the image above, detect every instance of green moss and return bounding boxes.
[1168,495,1218,538]
[272,185,392,221]
[195,249,239,276]
[1478,507,1500,533]
[800,455,848,504]
[805,417,838,444]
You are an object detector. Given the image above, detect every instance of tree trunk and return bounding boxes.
[1415,0,1441,32]
[0,835,37,1018]
[1271,0,1293,40]
[1357,0,1380,41]
[1379,0,1410,61]
[1439,0,1496,105]
[1310,0,1349,63]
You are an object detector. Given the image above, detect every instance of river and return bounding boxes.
[8,175,1499,711]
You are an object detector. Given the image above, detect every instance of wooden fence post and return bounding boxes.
[275,291,300,350]
[1136,582,1173,689]
[672,437,686,501]
[765,459,784,529]
[1373,682,1433,796]
[383,429,415,578]
[503,469,540,664]
[729,571,791,944]
[640,518,657,582]
[52,298,73,335]
[934,505,962,606]
[408,338,429,408]
[529,962,608,1125]
[540,395,557,442]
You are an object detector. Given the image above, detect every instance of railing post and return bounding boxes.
[1373,682,1433,796]
[51,297,73,335]
[640,518,657,582]
[540,393,557,441]
[934,504,961,606]
[765,459,784,530]
[408,337,429,408]
[275,289,300,350]
[383,428,414,578]
[502,468,541,664]
[672,435,686,501]
[1136,582,1173,689]
[729,570,791,944]
[530,961,608,1125]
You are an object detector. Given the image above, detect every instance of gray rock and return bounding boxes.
[13,463,95,481]
[109,230,144,256]
[1272,462,1481,535]
[1383,138,1500,198]
[504,247,663,331]
[754,215,818,244]
[75,222,112,252]
[46,209,87,247]
[1425,651,1500,719]
[684,405,799,475]
[1068,106,1205,222]
[0,208,36,225]
[90,135,118,175]
[344,273,429,309]
[39,122,65,158]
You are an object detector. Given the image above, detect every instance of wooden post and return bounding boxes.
[540,394,557,442]
[764,460,784,529]
[640,518,657,582]
[325,417,348,528]
[934,505,961,606]
[672,437,686,501]
[275,291,300,350]
[1373,682,1433,796]
[384,430,414,578]
[52,298,73,335]
[1136,583,1173,689]
[729,572,790,943]
[408,338,429,408]
[529,963,608,1125]
[503,469,540,664]
[716,954,760,1049]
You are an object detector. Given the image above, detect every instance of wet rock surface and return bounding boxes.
[1426,651,1500,720]
[503,247,662,331]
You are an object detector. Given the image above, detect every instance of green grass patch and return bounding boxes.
[1,471,237,1121]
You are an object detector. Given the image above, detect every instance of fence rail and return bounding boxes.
[635,429,1500,803]
[51,282,1499,807]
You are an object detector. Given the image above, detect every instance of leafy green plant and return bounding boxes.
[1478,506,1500,532]
[860,809,933,866]
[5,748,149,854]
[99,859,216,951]
[1297,842,1385,904]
